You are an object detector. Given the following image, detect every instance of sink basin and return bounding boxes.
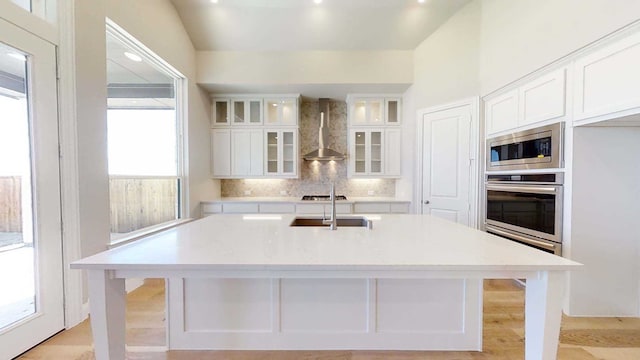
[289,216,372,228]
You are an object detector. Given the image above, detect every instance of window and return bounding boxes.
[106,21,185,242]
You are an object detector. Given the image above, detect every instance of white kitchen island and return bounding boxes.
[71,214,580,360]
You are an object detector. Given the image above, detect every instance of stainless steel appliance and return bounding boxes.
[485,173,563,255]
[487,122,563,171]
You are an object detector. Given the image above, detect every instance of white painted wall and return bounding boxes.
[569,126,640,316]
[197,50,413,86]
[479,0,640,95]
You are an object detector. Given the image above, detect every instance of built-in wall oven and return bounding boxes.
[485,173,563,255]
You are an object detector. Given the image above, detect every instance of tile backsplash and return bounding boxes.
[221,100,396,198]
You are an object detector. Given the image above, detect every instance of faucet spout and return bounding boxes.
[322,183,337,230]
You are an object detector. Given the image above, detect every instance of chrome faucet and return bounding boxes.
[322,183,337,230]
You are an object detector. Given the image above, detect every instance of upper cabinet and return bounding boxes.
[347,95,402,126]
[264,97,298,126]
[210,94,300,179]
[346,94,402,178]
[485,68,566,136]
[573,30,640,125]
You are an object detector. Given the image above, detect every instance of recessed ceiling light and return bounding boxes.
[210,0,218,3]
[8,52,26,61]
[418,0,426,3]
[124,51,142,62]
[313,0,322,4]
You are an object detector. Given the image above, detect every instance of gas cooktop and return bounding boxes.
[301,195,347,201]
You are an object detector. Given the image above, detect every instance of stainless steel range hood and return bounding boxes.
[303,98,346,161]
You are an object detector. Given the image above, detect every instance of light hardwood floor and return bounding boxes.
[17,279,640,360]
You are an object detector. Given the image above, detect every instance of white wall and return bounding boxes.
[480,0,640,95]
[197,50,413,87]
[569,126,640,316]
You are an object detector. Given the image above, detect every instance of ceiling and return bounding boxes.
[170,0,471,51]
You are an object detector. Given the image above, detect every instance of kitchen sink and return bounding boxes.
[289,216,372,228]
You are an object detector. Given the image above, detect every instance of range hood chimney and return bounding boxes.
[303,98,346,161]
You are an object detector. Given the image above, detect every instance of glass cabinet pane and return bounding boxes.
[249,100,261,124]
[353,101,367,125]
[280,100,296,125]
[215,100,228,124]
[266,101,278,124]
[371,131,382,173]
[282,132,294,173]
[355,131,366,173]
[370,100,382,124]
[233,100,244,124]
[387,100,398,123]
[266,132,278,173]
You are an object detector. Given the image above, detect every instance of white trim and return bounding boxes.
[56,0,85,329]
[105,18,190,224]
[415,97,480,228]
[0,1,58,45]
[109,218,193,247]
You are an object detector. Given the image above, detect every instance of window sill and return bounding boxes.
[109,218,194,249]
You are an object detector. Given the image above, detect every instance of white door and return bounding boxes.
[421,104,472,225]
[0,19,64,359]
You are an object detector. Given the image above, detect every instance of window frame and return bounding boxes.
[106,19,188,244]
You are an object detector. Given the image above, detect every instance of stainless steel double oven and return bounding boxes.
[484,123,564,255]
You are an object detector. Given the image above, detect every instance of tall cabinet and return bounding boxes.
[347,95,402,178]
[211,94,300,179]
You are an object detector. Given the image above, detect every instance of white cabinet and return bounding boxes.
[231,99,262,125]
[264,98,298,125]
[348,96,402,126]
[573,30,640,123]
[485,89,518,135]
[349,128,400,178]
[211,129,263,178]
[347,94,403,178]
[353,202,410,214]
[519,68,566,127]
[231,129,263,176]
[485,69,566,136]
[265,129,298,178]
[211,129,231,177]
[212,99,230,126]
[210,94,300,179]
[349,98,384,126]
[295,203,352,215]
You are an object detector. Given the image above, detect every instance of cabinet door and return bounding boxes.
[231,129,263,176]
[369,130,383,175]
[385,98,401,125]
[573,30,640,122]
[384,128,401,176]
[485,89,518,135]
[212,99,230,126]
[349,129,384,176]
[264,98,298,125]
[351,129,367,175]
[519,68,566,126]
[350,98,384,126]
[265,130,297,177]
[232,99,263,125]
[211,129,230,177]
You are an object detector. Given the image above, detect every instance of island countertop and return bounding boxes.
[71,214,580,272]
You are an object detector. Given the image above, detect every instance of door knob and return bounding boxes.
[423,200,430,205]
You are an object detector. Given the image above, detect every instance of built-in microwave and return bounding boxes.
[487,123,563,171]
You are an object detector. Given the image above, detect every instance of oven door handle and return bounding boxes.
[486,226,559,252]
[486,184,559,194]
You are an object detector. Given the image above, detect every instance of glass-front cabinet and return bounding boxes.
[264,98,298,125]
[265,129,298,178]
[232,99,262,125]
[350,98,383,126]
[350,129,384,176]
[212,99,230,126]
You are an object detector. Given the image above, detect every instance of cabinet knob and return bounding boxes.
[423,200,430,205]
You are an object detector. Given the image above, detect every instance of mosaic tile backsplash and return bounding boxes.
[221,100,396,198]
